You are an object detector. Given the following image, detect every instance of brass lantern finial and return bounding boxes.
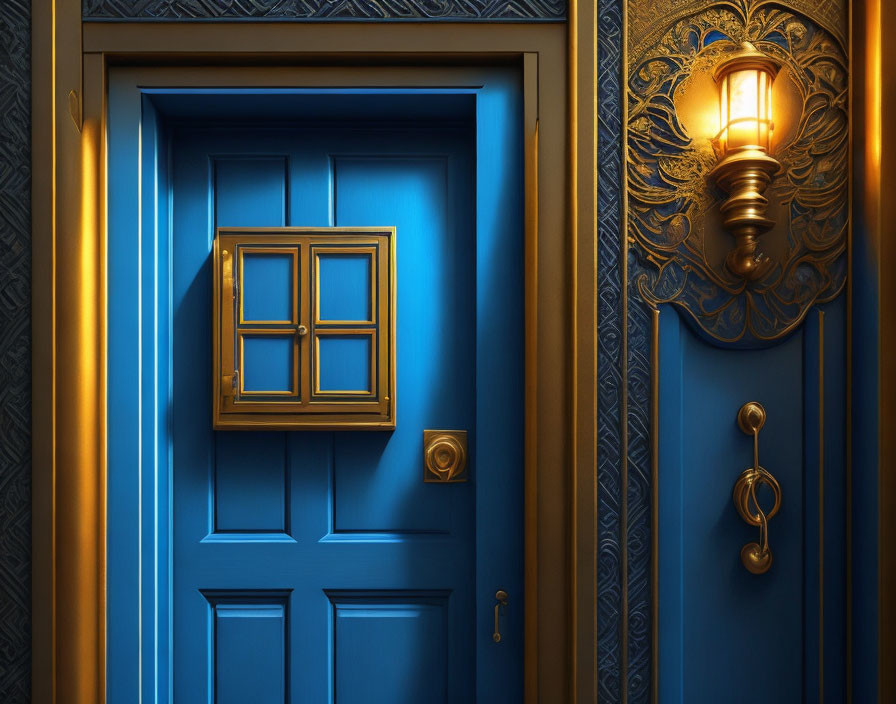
[711,42,783,281]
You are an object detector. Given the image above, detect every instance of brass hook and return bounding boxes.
[732,402,782,574]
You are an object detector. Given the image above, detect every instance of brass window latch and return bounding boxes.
[732,402,782,575]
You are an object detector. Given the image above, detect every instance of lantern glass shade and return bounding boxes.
[718,66,774,153]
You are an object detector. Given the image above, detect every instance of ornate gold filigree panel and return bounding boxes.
[627,0,847,345]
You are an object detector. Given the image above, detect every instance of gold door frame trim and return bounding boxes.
[570,1,599,700]
[32,11,576,703]
[856,0,896,699]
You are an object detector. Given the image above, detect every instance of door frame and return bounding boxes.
[31,6,602,703]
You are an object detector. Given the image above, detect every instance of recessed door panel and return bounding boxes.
[329,592,449,704]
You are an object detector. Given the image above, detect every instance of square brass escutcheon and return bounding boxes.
[423,429,468,483]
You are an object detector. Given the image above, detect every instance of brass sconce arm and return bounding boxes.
[711,148,782,280]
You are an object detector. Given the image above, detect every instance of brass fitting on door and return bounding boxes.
[492,590,508,643]
[732,402,782,575]
[423,430,468,483]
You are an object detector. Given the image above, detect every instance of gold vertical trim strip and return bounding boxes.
[650,306,660,704]
[846,0,854,698]
[874,0,896,695]
[818,308,825,703]
[569,2,578,698]
[571,1,599,698]
[301,240,312,405]
[55,1,102,701]
[522,51,540,704]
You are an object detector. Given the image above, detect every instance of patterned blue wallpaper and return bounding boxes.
[597,0,653,700]
[0,0,31,702]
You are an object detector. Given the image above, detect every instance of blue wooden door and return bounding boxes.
[106,76,523,702]
[159,107,522,700]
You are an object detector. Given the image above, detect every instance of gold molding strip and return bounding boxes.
[818,308,825,702]
[621,0,631,699]
[650,306,660,704]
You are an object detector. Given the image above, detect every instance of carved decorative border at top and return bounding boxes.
[82,0,567,21]
[627,0,848,346]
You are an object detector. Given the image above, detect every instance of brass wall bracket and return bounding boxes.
[732,402,782,574]
[711,148,782,281]
[423,430,468,483]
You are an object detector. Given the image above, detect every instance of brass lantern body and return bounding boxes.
[710,42,783,281]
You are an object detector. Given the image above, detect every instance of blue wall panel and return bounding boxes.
[657,300,848,704]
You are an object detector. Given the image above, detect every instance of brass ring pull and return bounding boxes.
[732,402,782,575]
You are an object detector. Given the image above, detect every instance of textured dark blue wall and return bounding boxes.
[0,1,31,702]
[596,0,653,700]
[82,0,566,21]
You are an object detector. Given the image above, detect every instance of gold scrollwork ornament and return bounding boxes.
[627,0,847,346]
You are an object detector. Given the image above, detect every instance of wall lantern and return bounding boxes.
[711,42,782,281]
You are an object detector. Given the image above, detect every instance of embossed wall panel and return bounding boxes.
[0,0,31,701]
